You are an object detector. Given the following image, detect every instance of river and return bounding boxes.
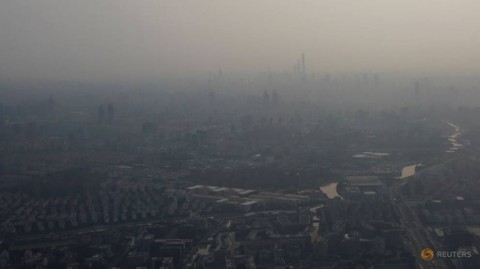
[399,164,417,179]
[324,121,462,196]
[320,182,343,199]
[445,121,463,153]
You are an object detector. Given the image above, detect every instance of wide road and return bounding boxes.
[388,121,468,269]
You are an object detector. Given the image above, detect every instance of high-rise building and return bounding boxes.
[98,105,105,122]
[151,257,173,269]
[150,239,190,269]
[301,53,306,75]
[0,103,4,130]
[107,103,114,123]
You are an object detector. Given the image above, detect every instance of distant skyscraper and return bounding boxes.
[107,103,114,123]
[262,90,270,105]
[272,90,279,104]
[98,105,105,123]
[0,103,4,129]
[292,54,307,77]
[301,53,306,75]
[414,81,420,95]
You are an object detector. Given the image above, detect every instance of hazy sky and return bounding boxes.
[1,0,479,81]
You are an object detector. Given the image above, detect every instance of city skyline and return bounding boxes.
[1,0,480,81]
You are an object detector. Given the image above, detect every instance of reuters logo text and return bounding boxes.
[420,248,472,261]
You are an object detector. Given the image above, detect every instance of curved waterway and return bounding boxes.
[445,121,463,153]
[399,164,417,179]
[320,182,343,199]
[323,121,463,196]
[398,121,463,179]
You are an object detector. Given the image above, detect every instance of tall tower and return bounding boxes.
[301,53,306,75]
